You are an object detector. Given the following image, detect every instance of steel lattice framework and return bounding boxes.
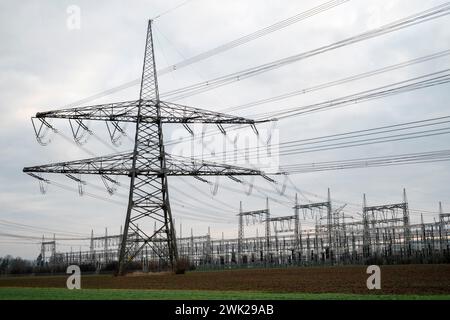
[23,20,270,274]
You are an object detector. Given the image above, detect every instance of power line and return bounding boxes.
[157,0,350,75]
[62,1,448,108]
[200,115,450,162]
[164,69,450,147]
[105,175,237,221]
[49,4,450,157]
[221,49,450,113]
[202,115,450,157]
[267,70,450,120]
[0,232,88,241]
[175,179,238,211]
[162,3,450,101]
[0,219,88,238]
[280,149,450,174]
[151,0,197,20]
[62,0,349,109]
[41,176,236,225]
[48,114,450,221]
[52,5,450,153]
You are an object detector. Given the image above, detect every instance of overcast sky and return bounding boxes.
[0,0,449,259]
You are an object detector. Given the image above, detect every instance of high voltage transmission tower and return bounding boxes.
[23,20,272,275]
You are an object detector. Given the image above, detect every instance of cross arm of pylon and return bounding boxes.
[33,99,271,125]
[238,209,269,216]
[165,154,271,177]
[158,100,270,124]
[268,215,297,222]
[22,152,135,176]
[23,152,272,178]
[35,100,141,122]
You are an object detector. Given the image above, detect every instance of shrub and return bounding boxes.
[174,258,190,274]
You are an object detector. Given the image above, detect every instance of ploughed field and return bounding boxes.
[0,264,449,295]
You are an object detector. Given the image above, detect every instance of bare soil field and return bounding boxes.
[1,264,449,295]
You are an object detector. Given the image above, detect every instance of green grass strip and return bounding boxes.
[0,287,449,300]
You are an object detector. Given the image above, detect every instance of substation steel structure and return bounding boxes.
[37,189,450,270]
[362,189,411,258]
[23,20,273,274]
[237,199,271,264]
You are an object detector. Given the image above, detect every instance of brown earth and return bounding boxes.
[1,264,449,295]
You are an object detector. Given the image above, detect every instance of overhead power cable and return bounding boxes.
[157,0,350,74]
[151,0,197,20]
[38,176,235,225]
[63,0,349,108]
[0,232,89,241]
[266,69,450,120]
[161,3,450,101]
[164,69,450,147]
[220,49,450,113]
[0,219,88,238]
[199,115,450,161]
[280,149,450,174]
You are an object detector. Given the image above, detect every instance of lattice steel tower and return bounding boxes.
[23,20,271,274]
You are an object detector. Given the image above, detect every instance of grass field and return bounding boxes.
[0,287,449,300]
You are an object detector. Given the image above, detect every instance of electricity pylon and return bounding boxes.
[23,20,272,275]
